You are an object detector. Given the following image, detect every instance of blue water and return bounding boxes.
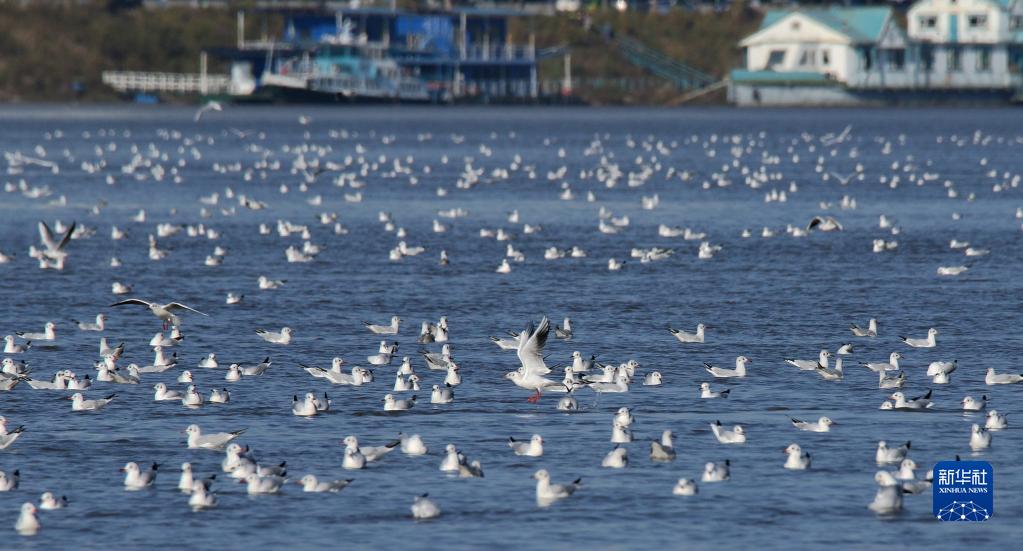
[1,106,1022,549]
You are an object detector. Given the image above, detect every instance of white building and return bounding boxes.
[730,2,1023,105]
[908,0,1023,87]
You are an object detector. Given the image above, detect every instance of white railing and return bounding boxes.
[102,71,231,94]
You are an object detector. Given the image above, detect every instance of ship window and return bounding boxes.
[766,49,786,68]
[919,16,938,29]
[968,15,988,29]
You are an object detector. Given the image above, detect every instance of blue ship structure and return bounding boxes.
[214,6,556,103]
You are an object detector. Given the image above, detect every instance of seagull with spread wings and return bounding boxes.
[37,220,76,259]
[110,299,208,329]
[504,316,563,403]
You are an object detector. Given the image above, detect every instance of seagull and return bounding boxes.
[384,394,416,411]
[342,448,366,470]
[900,328,937,348]
[0,426,25,450]
[702,460,730,482]
[875,441,911,464]
[554,317,572,340]
[704,356,750,378]
[672,478,698,496]
[508,434,544,457]
[365,316,401,335]
[194,101,223,122]
[398,433,428,455]
[3,335,30,354]
[431,384,454,404]
[962,395,987,412]
[888,390,933,410]
[37,220,75,260]
[786,350,830,371]
[517,316,552,376]
[411,494,441,520]
[985,367,1023,385]
[650,430,676,461]
[188,480,218,510]
[710,421,746,444]
[700,382,730,398]
[39,492,67,511]
[985,410,1008,430]
[533,469,581,506]
[184,424,245,449]
[121,462,158,489]
[868,473,904,514]
[669,323,706,343]
[343,436,400,462]
[815,357,844,380]
[240,473,284,495]
[806,215,843,232]
[601,446,628,468]
[292,393,319,416]
[850,318,878,337]
[791,417,834,432]
[970,424,992,450]
[256,327,292,345]
[68,393,115,411]
[15,502,39,535]
[489,333,520,350]
[297,474,353,493]
[71,314,105,331]
[828,171,854,185]
[861,352,901,372]
[439,444,461,472]
[17,322,56,341]
[783,443,811,470]
[153,383,182,401]
[109,299,208,329]
[927,360,957,377]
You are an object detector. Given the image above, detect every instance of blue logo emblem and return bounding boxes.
[933,461,993,521]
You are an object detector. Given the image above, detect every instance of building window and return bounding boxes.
[919,16,938,29]
[859,47,874,70]
[886,49,906,70]
[948,47,962,72]
[968,14,988,29]
[977,46,992,71]
[766,49,786,69]
[798,49,817,66]
[791,21,801,31]
[822,49,830,65]
[1012,16,1023,30]
[920,44,935,72]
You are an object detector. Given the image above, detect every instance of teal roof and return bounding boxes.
[759,7,891,43]
[730,69,838,85]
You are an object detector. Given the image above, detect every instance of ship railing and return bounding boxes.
[102,71,230,94]
[462,45,536,61]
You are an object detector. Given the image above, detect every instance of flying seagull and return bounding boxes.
[194,101,223,122]
[110,299,208,328]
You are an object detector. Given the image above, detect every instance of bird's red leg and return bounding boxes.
[527,390,542,404]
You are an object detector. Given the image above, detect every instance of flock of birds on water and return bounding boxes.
[1,109,1023,537]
